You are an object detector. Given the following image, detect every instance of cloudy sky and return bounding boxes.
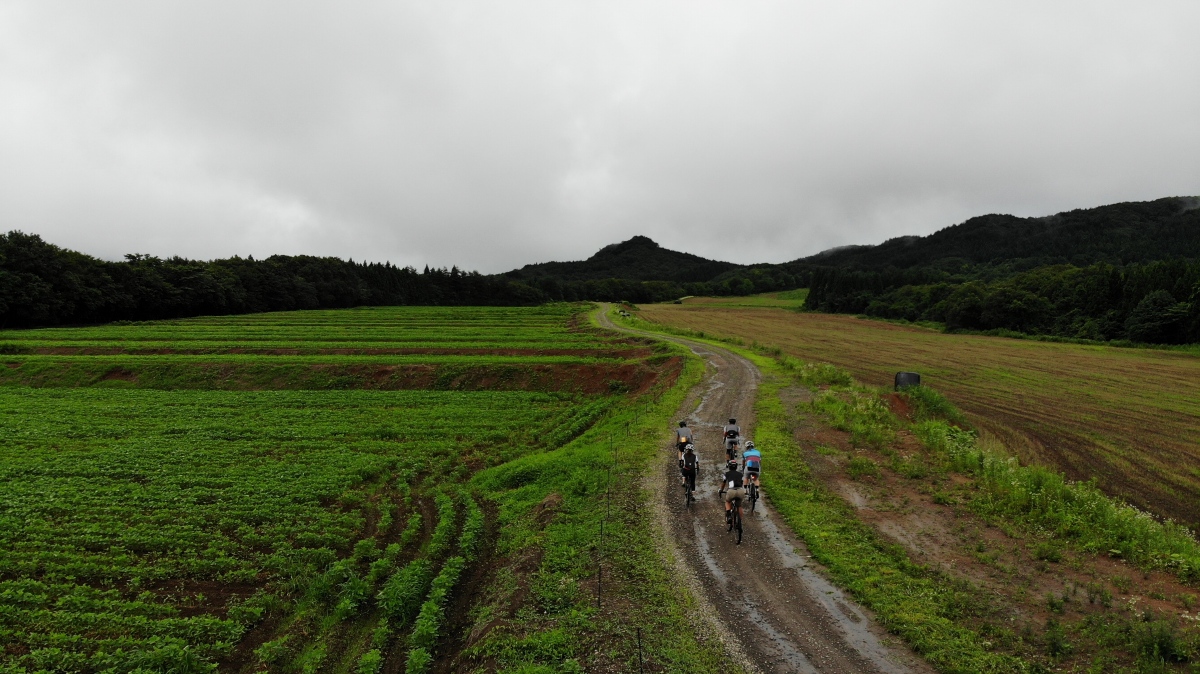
[2,1,1198,272]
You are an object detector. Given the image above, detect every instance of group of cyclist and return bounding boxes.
[676,418,761,527]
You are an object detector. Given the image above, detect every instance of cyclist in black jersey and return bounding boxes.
[720,460,745,523]
[679,443,698,492]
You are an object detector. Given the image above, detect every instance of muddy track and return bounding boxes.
[598,306,930,674]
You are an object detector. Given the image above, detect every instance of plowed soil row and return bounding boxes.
[0,359,681,395]
[26,347,649,358]
[640,303,1200,528]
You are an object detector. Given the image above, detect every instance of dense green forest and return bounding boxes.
[0,233,777,327]
[801,197,1200,344]
[0,232,545,328]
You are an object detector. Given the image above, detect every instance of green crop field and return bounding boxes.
[0,305,670,395]
[0,304,722,673]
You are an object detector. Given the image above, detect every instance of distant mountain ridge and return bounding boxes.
[798,196,1200,271]
[5,196,1199,343]
[502,235,740,283]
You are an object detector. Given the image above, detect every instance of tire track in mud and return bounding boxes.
[598,306,931,674]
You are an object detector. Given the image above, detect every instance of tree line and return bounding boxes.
[0,232,546,328]
[1,232,810,328]
[804,260,1200,344]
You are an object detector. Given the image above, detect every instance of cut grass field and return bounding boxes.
[0,304,733,673]
[640,300,1200,528]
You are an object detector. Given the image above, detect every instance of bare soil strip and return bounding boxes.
[598,307,930,674]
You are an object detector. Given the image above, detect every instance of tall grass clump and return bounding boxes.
[915,420,1200,581]
[772,354,854,387]
[900,385,967,424]
[811,389,895,448]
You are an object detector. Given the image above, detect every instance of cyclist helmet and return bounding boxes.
[729,418,736,424]
[727,460,738,471]
[679,420,687,427]
[684,443,695,452]
[745,441,755,450]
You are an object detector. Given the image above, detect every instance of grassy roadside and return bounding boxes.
[453,307,737,673]
[619,308,1200,671]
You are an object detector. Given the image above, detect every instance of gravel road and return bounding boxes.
[598,306,931,674]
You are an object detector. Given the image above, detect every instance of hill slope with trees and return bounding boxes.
[800,197,1200,344]
[504,235,740,282]
[5,196,1200,343]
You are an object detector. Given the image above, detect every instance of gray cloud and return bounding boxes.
[2,1,1198,272]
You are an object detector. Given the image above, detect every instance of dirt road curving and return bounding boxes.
[598,306,931,674]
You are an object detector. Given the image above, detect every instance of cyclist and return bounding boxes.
[742,440,761,489]
[679,443,698,493]
[719,459,745,524]
[722,418,741,460]
[675,420,694,453]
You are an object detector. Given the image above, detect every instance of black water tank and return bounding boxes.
[894,372,921,390]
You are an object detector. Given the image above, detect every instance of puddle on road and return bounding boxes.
[693,519,728,586]
[741,596,821,674]
[753,501,909,674]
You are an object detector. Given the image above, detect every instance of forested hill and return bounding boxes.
[801,197,1200,345]
[502,235,740,282]
[803,196,1200,270]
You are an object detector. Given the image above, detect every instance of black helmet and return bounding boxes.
[679,420,687,427]
[727,460,738,470]
[728,418,736,424]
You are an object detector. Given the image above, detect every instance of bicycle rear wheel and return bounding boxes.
[733,500,743,544]
[749,485,758,513]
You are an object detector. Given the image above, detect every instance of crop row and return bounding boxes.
[0,305,616,351]
[0,386,615,671]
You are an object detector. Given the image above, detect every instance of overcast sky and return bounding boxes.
[2,1,1198,272]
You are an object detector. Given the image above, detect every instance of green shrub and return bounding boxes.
[901,385,967,424]
[459,497,485,562]
[408,555,467,657]
[847,456,880,480]
[405,647,432,674]
[378,559,434,626]
[427,490,461,560]
[353,538,381,562]
[357,648,383,674]
[400,512,422,549]
[1034,542,1062,563]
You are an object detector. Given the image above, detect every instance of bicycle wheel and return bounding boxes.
[734,500,743,544]
[749,485,758,513]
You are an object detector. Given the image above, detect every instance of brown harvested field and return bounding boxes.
[639,301,1200,528]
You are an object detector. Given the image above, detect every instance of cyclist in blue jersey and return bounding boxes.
[742,440,761,489]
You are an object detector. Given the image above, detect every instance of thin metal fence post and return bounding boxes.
[596,520,604,608]
[637,627,645,673]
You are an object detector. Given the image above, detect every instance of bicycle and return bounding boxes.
[727,497,743,544]
[682,469,696,508]
[724,437,739,462]
[747,480,758,514]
